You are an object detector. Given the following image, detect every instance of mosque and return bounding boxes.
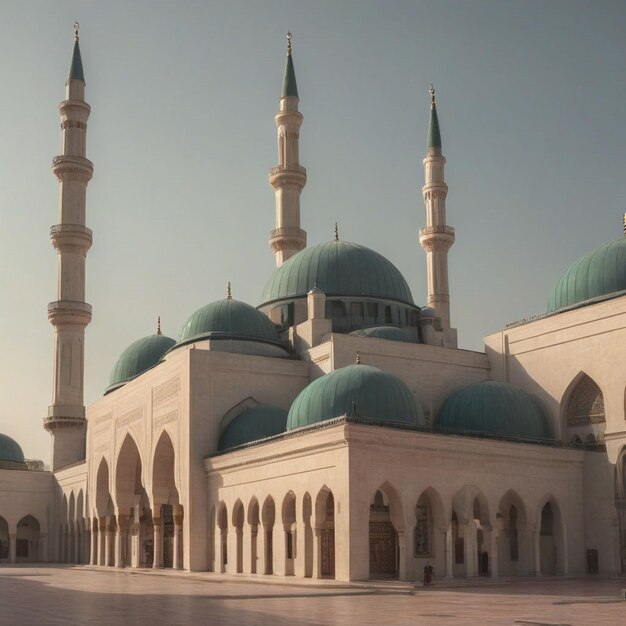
[0,28,625,582]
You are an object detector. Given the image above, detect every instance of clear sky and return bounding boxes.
[0,0,625,465]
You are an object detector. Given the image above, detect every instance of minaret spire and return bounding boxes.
[419,85,457,345]
[44,25,93,470]
[268,32,307,266]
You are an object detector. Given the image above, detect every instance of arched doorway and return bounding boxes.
[369,490,397,578]
[261,497,275,574]
[281,492,296,576]
[232,500,244,574]
[247,498,260,574]
[17,516,40,562]
[217,504,228,573]
[315,489,335,578]
[0,516,9,560]
[473,498,489,576]
[95,457,113,566]
[152,431,181,569]
[302,492,313,578]
[616,446,626,574]
[540,502,557,575]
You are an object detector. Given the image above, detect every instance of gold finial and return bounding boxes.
[227,281,232,300]
[623,213,626,237]
[356,351,361,365]
[157,316,162,336]
[334,222,339,241]
[287,31,292,55]
[73,21,80,43]
[429,84,436,109]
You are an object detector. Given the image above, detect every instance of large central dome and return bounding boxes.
[260,240,414,306]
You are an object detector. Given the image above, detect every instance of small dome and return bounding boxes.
[419,306,438,318]
[548,237,626,312]
[107,333,176,393]
[350,326,418,343]
[177,298,281,347]
[287,364,425,430]
[260,240,414,306]
[436,381,552,441]
[0,433,26,469]
[218,406,288,451]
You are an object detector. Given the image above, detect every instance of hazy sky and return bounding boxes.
[0,0,625,464]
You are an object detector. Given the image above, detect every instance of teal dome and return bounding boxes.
[218,406,288,451]
[287,364,425,430]
[107,333,176,393]
[177,298,281,347]
[548,237,626,312]
[260,240,414,306]
[0,433,26,467]
[436,381,552,441]
[350,326,418,343]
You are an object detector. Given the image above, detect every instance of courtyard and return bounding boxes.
[0,566,624,625]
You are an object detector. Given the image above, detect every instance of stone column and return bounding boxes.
[312,528,322,579]
[227,525,238,574]
[173,509,183,570]
[460,522,472,577]
[105,520,114,566]
[532,529,540,576]
[273,524,286,576]
[74,526,80,563]
[153,517,163,569]
[130,524,140,568]
[397,530,406,580]
[115,515,129,568]
[561,524,568,575]
[489,529,499,578]
[444,527,453,578]
[295,521,307,578]
[90,525,97,565]
[8,533,16,564]
[255,526,264,575]
[98,518,106,566]
[242,523,252,574]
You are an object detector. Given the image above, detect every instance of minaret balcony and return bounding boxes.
[52,154,93,182]
[419,225,456,251]
[269,165,307,189]
[47,300,92,326]
[50,224,93,253]
[269,227,307,254]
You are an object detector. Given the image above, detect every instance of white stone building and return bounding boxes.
[1,29,625,582]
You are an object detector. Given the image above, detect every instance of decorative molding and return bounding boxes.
[116,408,143,429]
[152,377,180,407]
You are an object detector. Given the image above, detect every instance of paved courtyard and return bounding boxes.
[0,566,625,625]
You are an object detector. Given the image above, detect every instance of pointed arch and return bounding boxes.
[16,515,40,562]
[261,496,276,574]
[534,494,565,576]
[560,372,606,443]
[152,430,178,506]
[301,492,313,578]
[414,487,445,558]
[247,496,260,575]
[314,487,335,579]
[219,396,261,435]
[232,499,244,573]
[115,432,145,514]
[95,457,113,517]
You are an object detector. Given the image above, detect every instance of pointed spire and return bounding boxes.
[157,316,162,336]
[281,31,299,98]
[355,351,361,365]
[427,84,441,152]
[227,281,232,300]
[334,222,339,241]
[68,22,85,82]
[623,213,626,237]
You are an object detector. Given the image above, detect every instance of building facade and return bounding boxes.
[1,30,625,582]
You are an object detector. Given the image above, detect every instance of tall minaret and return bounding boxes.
[44,23,93,471]
[268,32,307,266]
[419,85,455,333]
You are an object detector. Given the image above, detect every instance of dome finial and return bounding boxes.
[623,212,626,237]
[355,351,361,365]
[157,316,162,335]
[287,31,293,55]
[429,83,436,110]
[227,281,232,300]
[73,21,80,43]
[334,222,339,241]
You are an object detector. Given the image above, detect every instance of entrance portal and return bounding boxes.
[369,491,397,577]
[540,502,557,575]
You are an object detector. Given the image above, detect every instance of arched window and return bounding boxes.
[566,375,605,426]
[414,495,432,557]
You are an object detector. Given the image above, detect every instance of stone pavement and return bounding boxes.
[0,565,624,625]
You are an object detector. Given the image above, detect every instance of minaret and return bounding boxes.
[268,32,307,266]
[44,23,93,471]
[419,85,455,332]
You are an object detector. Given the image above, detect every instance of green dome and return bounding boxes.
[177,298,281,346]
[548,237,626,313]
[260,240,414,306]
[436,381,552,441]
[287,364,424,430]
[218,406,288,451]
[0,434,25,463]
[107,333,176,393]
[350,326,418,343]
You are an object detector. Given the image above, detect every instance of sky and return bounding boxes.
[0,0,625,465]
